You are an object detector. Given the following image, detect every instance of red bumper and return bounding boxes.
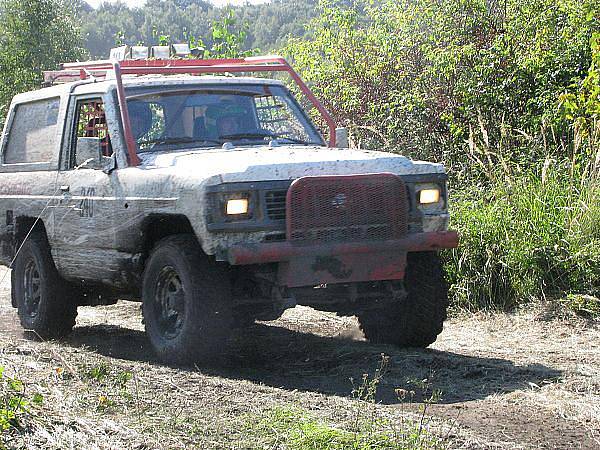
[227,231,458,265]
[227,231,459,288]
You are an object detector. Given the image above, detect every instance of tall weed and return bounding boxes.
[445,131,600,310]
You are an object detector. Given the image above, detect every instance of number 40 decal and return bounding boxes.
[79,187,95,218]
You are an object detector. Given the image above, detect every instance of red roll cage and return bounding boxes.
[44,56,337,166]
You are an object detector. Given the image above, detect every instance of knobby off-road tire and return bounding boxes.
[358,252,448,348]
[13,232,78,339]
[142,234,233,365]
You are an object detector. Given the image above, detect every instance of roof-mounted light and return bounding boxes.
[152,46,170,59]
[110,44,194,61]
[172,43,191,58]
[131,46,149,60]
[110,45,129,61]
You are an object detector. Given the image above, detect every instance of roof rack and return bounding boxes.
[43,56,337,166]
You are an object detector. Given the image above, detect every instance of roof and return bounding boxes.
[11,75,285,104]
[30,56,338,159]
[77,75,284,95]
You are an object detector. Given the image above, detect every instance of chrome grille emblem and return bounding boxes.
[331,193,347,209]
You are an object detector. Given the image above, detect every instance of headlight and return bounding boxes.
[419,188,441,205]
[216,192,253,220]
[415,183,445,210]
[226,198,249,215]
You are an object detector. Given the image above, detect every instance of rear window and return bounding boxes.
[3,98,60,164]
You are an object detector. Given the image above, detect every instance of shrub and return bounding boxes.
[286,0,600,167]
[445,158,600,310]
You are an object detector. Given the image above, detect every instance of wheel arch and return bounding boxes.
[139,214,199,262]
[14,216,50,258]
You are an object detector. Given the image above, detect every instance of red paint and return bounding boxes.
[369,260,406,280]
[48,57,338,165]
[227,231,459,265]
[285,173,408,243]
[279,252,407,288]
[113,63,140,166]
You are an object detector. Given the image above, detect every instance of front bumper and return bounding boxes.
[227,230,459,287]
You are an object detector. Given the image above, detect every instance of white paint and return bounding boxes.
[139,145,444,183]
[0,71,451,288]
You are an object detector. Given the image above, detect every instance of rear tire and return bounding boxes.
[13,232,78,339]
[142,234,232,365]
[358,252,448,348]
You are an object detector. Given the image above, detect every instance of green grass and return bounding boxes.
[242,357,445,449]
[445,161,600,312]
[244,407,444,450]
[0,366,42,445]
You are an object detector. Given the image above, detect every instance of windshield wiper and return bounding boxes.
[218,132,321,146]
[218,132,276,141]
[274,136,321,146]
[140,137,223,147]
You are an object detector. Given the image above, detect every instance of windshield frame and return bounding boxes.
[124,83,326,153]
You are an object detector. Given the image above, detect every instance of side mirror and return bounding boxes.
[335,127,349,148]
[75,137,112,170]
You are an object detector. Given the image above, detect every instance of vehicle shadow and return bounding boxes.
[66,321,562,405]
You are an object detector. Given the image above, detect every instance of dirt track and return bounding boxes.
[1,266,599,449]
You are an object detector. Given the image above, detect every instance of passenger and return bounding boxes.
[217,114,241,137]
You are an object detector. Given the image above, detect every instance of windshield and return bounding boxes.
[125,85,325,153]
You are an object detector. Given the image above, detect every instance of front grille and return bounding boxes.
[287,174,408,243]
[265,190,287,220]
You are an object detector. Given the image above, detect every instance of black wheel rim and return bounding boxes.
[23,258,42,318]
[154,266,186,340]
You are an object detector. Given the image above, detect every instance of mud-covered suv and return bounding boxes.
[0,56,458,364]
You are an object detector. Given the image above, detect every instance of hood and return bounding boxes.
[138,145,445,184]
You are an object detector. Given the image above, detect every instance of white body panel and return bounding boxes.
[0,75,449,291]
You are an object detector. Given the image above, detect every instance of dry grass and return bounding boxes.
[1,266,599,449]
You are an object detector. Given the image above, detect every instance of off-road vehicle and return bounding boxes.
[0,53,458,364]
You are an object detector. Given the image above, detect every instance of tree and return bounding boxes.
[76,0,318,59]
[0,0,86,124]
[286,0,600,170]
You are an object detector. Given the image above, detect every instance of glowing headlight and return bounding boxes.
[226,198,249,215]
[419,188,441,205]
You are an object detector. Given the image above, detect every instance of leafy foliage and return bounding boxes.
[0,366,42,438]
[560,32,600,142]
[0,0,86,125]
[76,0,318,59]
[186,8,258,59]
[286,0,599,166]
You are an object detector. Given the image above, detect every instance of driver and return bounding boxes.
[216,114,241,137]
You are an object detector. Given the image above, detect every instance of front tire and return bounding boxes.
[13,232,78,339]
[358,252,448,348]
[142,234,232,365]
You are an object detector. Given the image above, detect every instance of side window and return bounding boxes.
[3,98,60,164]
[128,99,165,151]
[73,99,112,162]
[255,95,311,142]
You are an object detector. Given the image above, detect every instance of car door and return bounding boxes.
[0,96,64,265]
[52,95,122,283]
